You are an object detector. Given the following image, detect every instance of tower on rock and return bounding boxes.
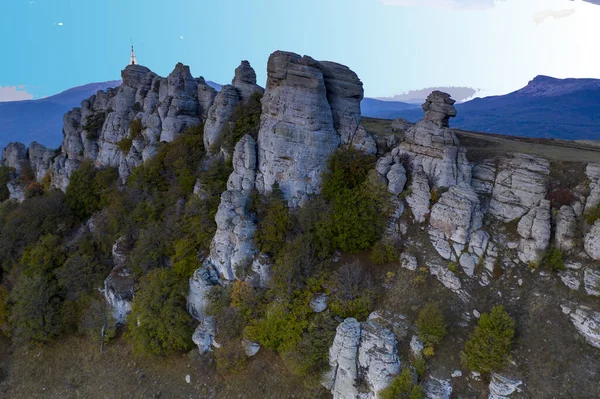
[130,46,138,66]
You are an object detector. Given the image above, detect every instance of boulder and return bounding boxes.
[192,317,216,354]
[242,339,261,357]
[386,163,407,195]
[488,374,523,399]
[406,166,431,223]
[188,265,220,321]
[583,268,600,296]
[310,293,329,313]
[424,376,453,399]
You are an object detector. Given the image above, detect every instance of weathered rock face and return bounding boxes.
[406,166,432,223]
[207,135,258,280]
[1,142,27,174]
[28,142,56,181]
[555,205,578,251]
[517,200,551,264]
[584,221,600,260]
[255,51,373,207]
[489,153,550,222]
[584,163,600,215]
[429,184,483,260]
[325,317,401,399]
[255,51,340,207]
[424,376,453,399]
[192,316,216,354]
[49,62,218,190]
[188,265,220,321]
[203,85,241,152]
[562,304,600,349]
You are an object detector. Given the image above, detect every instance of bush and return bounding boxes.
[370,239,401,265]
[585,204,600,225]
[215,341,247,375]
[328,261,375,320]
[129,119,142,138]
[379,367,414,399]
[543,247,564,272]
[548,188,576,208]
[0,285,9,334]
[117,137,133,153]
[127,268,195,356]
[82,112,106,139]
[416,302,447,348]
[244,301,306,353]
[65,161,118,220]
[221,91,263,154]
[0,165,12,202]
[171,239,200,278]
[461,306,515,374]
[24,181,44,199]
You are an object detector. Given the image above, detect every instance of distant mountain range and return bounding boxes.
[0,81,122,149]
[1,75,599,149]
[364,75,600,140]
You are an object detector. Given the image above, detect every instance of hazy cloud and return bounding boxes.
[533,9,576,24]
[0,86,35,102]
[377,87,478,103]
[377,0,499,10]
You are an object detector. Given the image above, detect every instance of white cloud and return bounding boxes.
[533,8,575,23]
[377,0,499,10]
[180,36,184,40]
[0,86,35,102]
[56,22,64,26]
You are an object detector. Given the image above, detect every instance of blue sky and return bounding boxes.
[1,0,599,100]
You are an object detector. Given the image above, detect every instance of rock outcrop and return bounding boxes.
[48,62,219,190]
[488,153,550,222]
[555,205,578,251]
[255,51,373,207]
[232,60,264,104]
[104,237,135,324]
[584,221,600,260]
[488,374,523,399]
[208,135,258,280]
[325,317,401,399]
[395,91,471,189]
[1,142,27,174]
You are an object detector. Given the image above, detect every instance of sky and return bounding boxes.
[1,0,599,101]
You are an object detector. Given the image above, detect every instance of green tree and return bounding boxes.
[543,247,565,272]
[416,302,447,348]
[462,306,515,373]
[127,268,195,356]
[65,161,118,220]
[255,183,291,256]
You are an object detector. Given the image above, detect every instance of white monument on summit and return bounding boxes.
[130,45,138,66]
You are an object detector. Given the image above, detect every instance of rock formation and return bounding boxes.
[104,237,135,324]
[231,60,264,103]
[516,200,551,264]
[1,141,56,201]
[561,304,600,349]
[325,317,401,399]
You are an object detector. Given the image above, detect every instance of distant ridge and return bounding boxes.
[0,80,121,148]
[363,75,600,140]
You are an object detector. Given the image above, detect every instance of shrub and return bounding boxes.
[24,181,44,199]
[0,285,9,334]
[255,183,291,256]
[328,261,375,320]
[215,341,248,375]
[448,262,458,274]
[82,112,106,139]
[543,247,564,272]
[416,303,446,348]
[412,356,426,379]
[171,239,200,277]
[0,165,12,202]
[129,118,143,138]
[244,301,306,353]
[230,280,262,322]
[65,161,118,220]
[585,204,600,225]
[221,91,263,154]
[205,285,231,317]
[370,239,401,265]
[117,137,133,153]
[461,306,515,374]
[9,273,63,345]
[409,386,425,399]
[127,268,195,356]
[548,188,576,208]
[281,312,337,378]
[379,367,414,399]
[272,234,317,296]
